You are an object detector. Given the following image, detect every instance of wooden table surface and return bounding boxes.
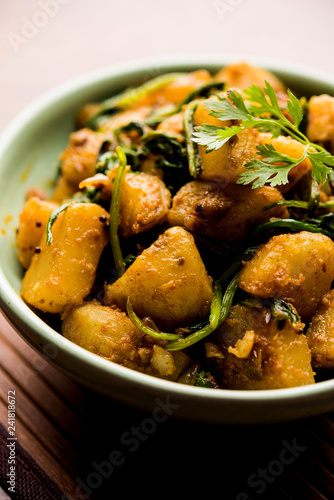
[2,1,334,498]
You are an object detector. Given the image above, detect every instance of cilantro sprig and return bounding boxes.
[192,81,334,188]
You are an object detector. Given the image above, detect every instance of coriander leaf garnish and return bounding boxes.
[237,143,308,189]
[307,149,334,185]
[286,89,303,128]
[192,81,334,189]
[204,89,250,121]
[193,124,244,153]
[245,81,283,118]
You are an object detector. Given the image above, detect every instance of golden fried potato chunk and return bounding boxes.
[306,94,334,153]
[16,197,59,269]
[62,300,147,364]
[62,300,191,379]
[156,111,184,136]
[257,132,312,193]
[53,128,111,196]
[159,70,211,104]
[306,290,334,369]
[139,153,164,180]
[75,103,101,129]
[194,94,259,184]
[51,175,78,204]
[167,180,289,242]
[238,231,334,321]
[21,203,109,314]
[98,106,152,134]
[206,298,314,390]
[104,226,214,330]
[110,171,171,238]
[215,62,286,93]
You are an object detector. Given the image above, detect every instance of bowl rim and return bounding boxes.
[2,52,334,406]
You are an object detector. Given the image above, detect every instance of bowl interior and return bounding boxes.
[2,55,334,424]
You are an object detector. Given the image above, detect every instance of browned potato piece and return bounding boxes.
[21,203,109,314]
[206,298,314,390]
[194,94,259,184]
[25,187,47,200]
[51,175,78,204]
[78,173,113,202]
[62,300,148,365]
[167,180,289,242]
[76,103,102,129]
[306,94,334,153]
[159,70,211,104]
[104,226,214,330]
[215,62,286,93]
[16,197,59,269]
[56,128,111,190]
[139,153,164,180]
[99,106,152,134]
[238,231,334,321]
[257,132,312,193]
[306,290,334,368]
[109,170,171,238]
[62,300,191,380]
[156,111,184,136]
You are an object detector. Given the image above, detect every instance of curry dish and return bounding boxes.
[16,62,334,390]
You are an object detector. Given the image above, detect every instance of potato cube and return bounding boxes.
[215,62,286,93]
[206,298,314,390]
[56,128,111,190]
[51,175,79,204]
[109,170,171,238]
[16,197,59,269]
[104,226,214,330]
[62,300,191,379]
[21,203,109,314]
[156,111,184,136]
[159,70,211,104]
[167,180,289,242]
[139,153,164,180]
[62,300,149,368]
[306,290,334,368]
[238,231,334,321]
[99,106,152,134]
[193,95,259,184]
[306,94,334,153]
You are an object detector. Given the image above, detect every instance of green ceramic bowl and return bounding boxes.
[1,54,334,425]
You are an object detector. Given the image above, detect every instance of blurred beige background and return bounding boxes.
[1,0,334,132]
